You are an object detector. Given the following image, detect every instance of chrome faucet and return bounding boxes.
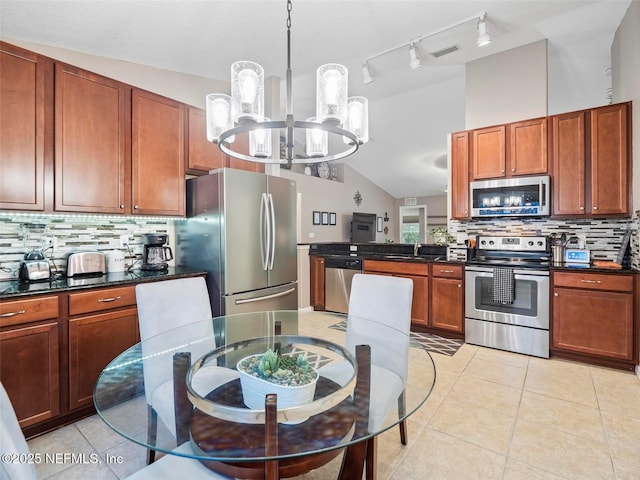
[414,242,422,256]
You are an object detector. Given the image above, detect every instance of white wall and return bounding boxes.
[281,164,396,244]
[612,1,640,212]
[465,40,548,129]
[2,37,227,108]
[611,0,640,378]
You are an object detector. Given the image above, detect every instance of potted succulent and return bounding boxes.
[237,348,319,411]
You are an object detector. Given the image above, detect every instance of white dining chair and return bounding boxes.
[0,382,231,480]
[135,277,238,464]
[321,273,413,445]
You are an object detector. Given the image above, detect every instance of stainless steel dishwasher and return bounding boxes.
[324,256,363,314]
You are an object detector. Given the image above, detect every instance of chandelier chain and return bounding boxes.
[287,0,292,29]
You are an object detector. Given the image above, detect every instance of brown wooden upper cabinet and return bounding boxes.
[590,103,629,216]
[185,106,227,174]
[471,117,547,180]
[54,63,130,214]
[131,89,185,216]
[471,125,506,179]
[0,42,48,211]
[185,108,264,175]
[551,102,630,217]
[450,131,470,219]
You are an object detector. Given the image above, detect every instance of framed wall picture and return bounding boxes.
[329,212,336,225]
[312,211,321,225]
[321,212,329,225]
[377,216,383,232]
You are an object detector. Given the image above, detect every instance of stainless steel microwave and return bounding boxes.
[470,175,550,218]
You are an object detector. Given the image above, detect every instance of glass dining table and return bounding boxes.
[94,310,436,480]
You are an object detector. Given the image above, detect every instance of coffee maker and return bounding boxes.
[141,233,173,271]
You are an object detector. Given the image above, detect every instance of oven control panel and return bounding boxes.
[476,235,548,252]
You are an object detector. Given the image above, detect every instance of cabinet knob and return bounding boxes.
[593,206,598,210]
[501,170,505,173]
[120,204,125,209]
[134,205,139,209]
[511,168,515,172]
[458,284,461,288]
[579,206,585,210]
[554,293,558,297]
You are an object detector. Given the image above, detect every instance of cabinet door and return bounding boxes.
[55,63,129,213]
[509,118,547,175]
[132,89,185,216]
[450,131,470,219]
[471,125,505,179]
[552,288,633,360]
[68,307,138,409]
[0,43,47,211]
[430,277,463,333]
[0,322,59,427]
[310,256,325,310]
[551,111,586,216]
[590,103,629,216]
[406,274,429,327]
[185,106,227,174]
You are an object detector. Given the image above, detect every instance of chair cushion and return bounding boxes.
[124,442,231,479]
[0,383,37,480]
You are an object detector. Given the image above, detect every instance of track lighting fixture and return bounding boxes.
[476,14,491,47]
[408,42,422,69]
[360,12,490,83]
[362,62,373,84]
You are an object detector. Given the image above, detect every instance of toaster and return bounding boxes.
[66,252,106,277]
[19,260,51,282]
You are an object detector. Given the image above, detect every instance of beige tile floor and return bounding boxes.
[27,343,640,480]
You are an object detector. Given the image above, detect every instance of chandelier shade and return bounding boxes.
[205,0,367,164]
[343,96,369,145]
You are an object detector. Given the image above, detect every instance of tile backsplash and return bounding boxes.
[0,214,174,281]
[448,216,638,268]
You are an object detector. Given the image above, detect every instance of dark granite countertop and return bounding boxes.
[550,263,637,274]
[0,267,207,299]
[307,242,458,264]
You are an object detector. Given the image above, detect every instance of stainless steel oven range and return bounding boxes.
[465,235,550,358]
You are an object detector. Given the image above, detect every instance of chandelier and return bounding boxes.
[205,0,369,165]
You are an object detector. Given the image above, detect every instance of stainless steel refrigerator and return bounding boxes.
[176,168,298,316]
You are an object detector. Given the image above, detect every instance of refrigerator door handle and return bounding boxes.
[234,287,296,305]
[268,193,276,270]
[260,193,269,270]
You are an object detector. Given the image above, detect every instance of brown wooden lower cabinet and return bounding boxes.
[0,321,60,428]
[430,279,464,333]
[363,260,430,328]
[68,307,138,409]
[0,295,60,428]
[551,271,636,369]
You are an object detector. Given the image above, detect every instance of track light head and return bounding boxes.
[409,42,422,69]
[477,14,491,47]
[362,62,373,84]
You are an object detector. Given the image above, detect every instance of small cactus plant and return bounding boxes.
[239,348,317,387]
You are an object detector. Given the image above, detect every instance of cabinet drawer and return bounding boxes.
[69,286,136,316]
[364,260,429,276]
[0,296,59,327]
[553,272,633,292]
[431,264,463,279]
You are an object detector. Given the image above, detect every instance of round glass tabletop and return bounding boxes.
[93,310,436,463]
